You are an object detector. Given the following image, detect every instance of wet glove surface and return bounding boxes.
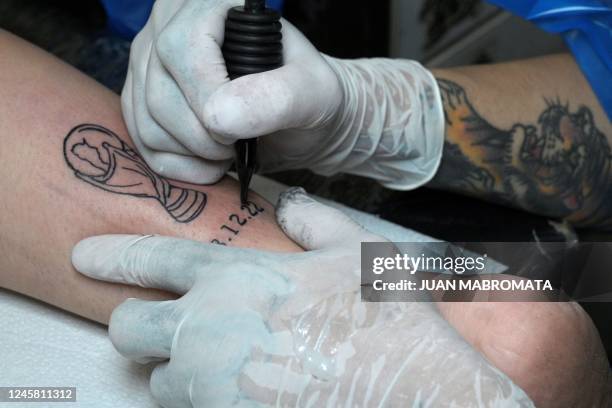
[72,188,532,407]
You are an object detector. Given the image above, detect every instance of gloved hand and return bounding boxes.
[72,189,532,407]
[122,0,238,183]
[123,0,445,189]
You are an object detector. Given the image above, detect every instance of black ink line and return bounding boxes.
[64,124,207,224]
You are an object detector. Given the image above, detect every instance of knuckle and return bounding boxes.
[200,167,225,184]
[138,132,160,150]
[156,27,183,64]
[128,31,147,61]
[145,84,168,118]
[275,77,297,115]
[190,133,234,161]
[149,366,173,405]
[137,125,165,150]
[148,384,165,406]
[198,145,227,163]
[108,300,139,350]
[120,90,131,111]
[142,153,171,177]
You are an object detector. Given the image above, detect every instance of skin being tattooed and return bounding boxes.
[64,124,207,223]
[431,79,612,229]
[211,201,266,245]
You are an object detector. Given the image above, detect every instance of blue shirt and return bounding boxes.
[98,0,285,39]
[488,0,612,120]
[99,0,611,120]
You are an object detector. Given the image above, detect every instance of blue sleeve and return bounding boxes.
[98,0,156,40]
[99,0,286,40]
[487,0,612,121]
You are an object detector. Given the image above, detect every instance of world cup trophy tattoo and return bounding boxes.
[63,124,207,223]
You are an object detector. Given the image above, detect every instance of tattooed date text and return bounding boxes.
[211,201,265,245]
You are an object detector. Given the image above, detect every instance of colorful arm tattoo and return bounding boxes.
[431,79,612,229]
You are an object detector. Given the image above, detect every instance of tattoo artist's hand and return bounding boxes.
[72,189,532,407]
[122,0,235,183]
[123,0,445,189]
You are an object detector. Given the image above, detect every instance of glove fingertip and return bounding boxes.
[275,188,323,250]
[276,187,384,250]
[70,249,85,276]
[71,236,107,276]
[71,235,140,281]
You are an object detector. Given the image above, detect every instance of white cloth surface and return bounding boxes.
[0,290,157,408]
[0,176,436,408]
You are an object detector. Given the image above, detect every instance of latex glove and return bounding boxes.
[122,0,238,183]
[123,0,445,189]
[72,189,532,407]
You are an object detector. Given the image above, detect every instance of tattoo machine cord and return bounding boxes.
[222,0,284,204]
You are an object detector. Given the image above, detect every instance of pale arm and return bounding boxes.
[0,29,300,324]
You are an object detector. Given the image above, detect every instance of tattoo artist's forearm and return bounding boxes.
[430,72,612,229]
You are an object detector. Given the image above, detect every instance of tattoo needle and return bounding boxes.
[222,0,283,204]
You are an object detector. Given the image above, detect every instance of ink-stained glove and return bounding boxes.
[123,0,445,189]
[121,0,238,183]
[72,189,533,407]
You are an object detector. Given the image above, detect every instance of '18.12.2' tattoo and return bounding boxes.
[432,80,612,228]
[63,124,207,223]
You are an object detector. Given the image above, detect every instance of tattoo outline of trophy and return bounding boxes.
[63,124,207,223]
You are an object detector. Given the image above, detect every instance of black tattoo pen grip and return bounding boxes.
[222,0,283,204]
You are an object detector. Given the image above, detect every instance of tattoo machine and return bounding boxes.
[222,0,284,204]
